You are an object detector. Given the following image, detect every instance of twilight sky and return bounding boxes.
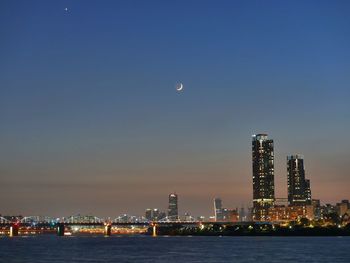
[0,0,349,218]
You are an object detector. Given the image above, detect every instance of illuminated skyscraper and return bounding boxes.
[252,134,275,221]
[152,208,160,220]
[168,193,178,221]
[214,198,223,221]
[287,155,312,206]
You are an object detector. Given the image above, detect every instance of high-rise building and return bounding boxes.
[152,208,160,220]
[252,133,275,221]
[214,198,223,221]
[287,155,312,206]
[168,193,178,221]
[145,208,165,221]
[145,209,152,221]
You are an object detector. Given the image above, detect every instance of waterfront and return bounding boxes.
[1,236,349,263]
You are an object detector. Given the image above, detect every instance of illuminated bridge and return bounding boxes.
[0,215,276,237]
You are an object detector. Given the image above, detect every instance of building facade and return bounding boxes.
[214,198,223,221]
[336,200,350,217]
[287,155,312,206]
[145,209,152,221]
[222,208,239,222]
[168,193,178,221]
[268,205,314,222]
[252,134,275,221]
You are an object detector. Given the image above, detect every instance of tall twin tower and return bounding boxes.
[252,134,312,221]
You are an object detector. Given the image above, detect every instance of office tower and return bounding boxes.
[214,198,223,221]
[168,193,178,221]
[287,154,312,206]
[252,134,275,221]
[152,209,160,220]
[145,209,152,221]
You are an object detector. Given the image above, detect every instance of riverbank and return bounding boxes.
[148,223,350,236]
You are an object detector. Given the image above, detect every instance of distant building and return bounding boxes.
[145,208,165,221]
[246,207,254,221]
[321,203,336,217]
[222,208,239,222]
[152,209,160,220]
[168,193,178,221]
[65,214,101,223]
[214,198,223,221]
[342,200,350,209]
[184,212,194,222]
[197,216,205,222]
[252,134,275,221]
[268,205,289,222]
[312,199,321,220]
[305,205,314,220]
[287,155,312,206]
[288,205,313,221]
[158,211,167,221]
[268,205,314,222]
[213,198,238,222]
[336,200,349,217]
[239,207,246,222]
[145,209,152,221]
[116,214,130,223]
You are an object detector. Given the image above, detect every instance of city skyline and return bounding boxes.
[1,0,350,217]
[0,132,348,219]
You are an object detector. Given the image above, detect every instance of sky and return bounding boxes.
[0,0,349,218]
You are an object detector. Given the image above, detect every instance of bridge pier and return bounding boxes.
[57,223,65,236]
[104,223,112,236]
[9,223,19,237]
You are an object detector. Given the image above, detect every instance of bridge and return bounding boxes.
[0,221,272,236]
[0,215,268,237]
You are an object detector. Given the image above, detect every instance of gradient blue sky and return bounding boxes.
[0,0,349,217]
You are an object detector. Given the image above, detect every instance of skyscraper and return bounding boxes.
[145,209,152,221]
[305,179,312,205]
[152,208,160,220]
[168,193,178,221]
[252,134,275,221]
[287,155,312,206]
[214,198,223,221]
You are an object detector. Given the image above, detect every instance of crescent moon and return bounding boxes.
[176,83,183,91]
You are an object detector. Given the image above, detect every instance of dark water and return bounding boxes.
[0,236,349,262]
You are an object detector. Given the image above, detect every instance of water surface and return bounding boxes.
[0,236,349,262]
